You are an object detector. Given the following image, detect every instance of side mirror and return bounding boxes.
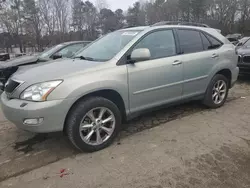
[52,53,62,60]
[130,48,151,63]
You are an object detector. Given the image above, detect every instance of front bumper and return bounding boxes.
[237,55,250,75]
[1,92,73,133]
[238,63,250,75]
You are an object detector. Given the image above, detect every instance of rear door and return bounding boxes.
[176,29,223,98]
[199,32,224,81]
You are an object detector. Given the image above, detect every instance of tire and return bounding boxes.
[66,97,122,152]
[203,74,229,108]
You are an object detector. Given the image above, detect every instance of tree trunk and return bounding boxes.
[18,37,23,53]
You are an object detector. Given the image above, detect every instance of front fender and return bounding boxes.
[68,80,129,109]
[48,65,129,112]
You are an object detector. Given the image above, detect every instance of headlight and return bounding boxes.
[20,80,62,101]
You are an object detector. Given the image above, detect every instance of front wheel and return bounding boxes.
[203,74,229,108]
[66,97,122,152]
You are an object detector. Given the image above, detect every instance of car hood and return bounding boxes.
[0,55,38,68]
[237,47,250,56]
[12,58,104,83]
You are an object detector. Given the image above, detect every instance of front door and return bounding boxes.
[127,29,183,113]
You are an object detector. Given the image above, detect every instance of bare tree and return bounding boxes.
[239,0,250,33]
[53,0,69,36]
[126,2,146,27]
[95,0,109,11]
[2,0,250,53]
[39,0,56,36]
[72,1,99,40]
[23,0,43,51]
[0,0,24,52]
[0,0,5,9]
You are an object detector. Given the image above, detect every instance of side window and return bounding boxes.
[133,30,176,60]
[204,33,223,49]
[200,33,212,50]
[178,29,203,54]
[56,43,83,58]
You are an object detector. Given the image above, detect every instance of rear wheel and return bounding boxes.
[66,97,121,152]
[203,74,229,108]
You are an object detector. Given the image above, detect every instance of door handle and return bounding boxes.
[172,60,182,66]
[212,54,219,58]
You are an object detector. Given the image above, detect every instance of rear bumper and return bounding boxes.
[231,67,239,88]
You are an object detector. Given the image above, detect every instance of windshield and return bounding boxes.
[75,30,141,62]
[39,44,64,58]
[243,39,250,47]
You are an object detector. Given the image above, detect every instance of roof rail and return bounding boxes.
[152,21,210,28]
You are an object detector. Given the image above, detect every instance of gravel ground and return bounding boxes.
[0,79,250,184]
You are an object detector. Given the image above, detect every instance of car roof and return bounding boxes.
[120,25,226,43]
[120,26,149,31]
[62,41,91,46]
[121,25,219,33]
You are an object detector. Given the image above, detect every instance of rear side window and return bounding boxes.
[177,29,203,54]
[204,33,223,49]
[200,33,212,50]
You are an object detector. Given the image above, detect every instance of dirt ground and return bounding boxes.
[0,78,250,187]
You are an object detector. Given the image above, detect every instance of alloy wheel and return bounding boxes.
[79,107,116,146]
[212,80,227,104]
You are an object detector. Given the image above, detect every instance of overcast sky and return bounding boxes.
[92,0,139,11]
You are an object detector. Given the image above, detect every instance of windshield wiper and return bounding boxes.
[74,56,94,61]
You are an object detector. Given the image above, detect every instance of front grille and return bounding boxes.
[0,70,4,79]
[243,56,250,63]
[5,79,21,93]
[0,70,6,87]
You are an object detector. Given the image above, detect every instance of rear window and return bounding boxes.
[205,33,223,49]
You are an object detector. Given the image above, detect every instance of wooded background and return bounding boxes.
[0,0,250,53]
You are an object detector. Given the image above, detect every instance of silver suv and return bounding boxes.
[1,24,239,152]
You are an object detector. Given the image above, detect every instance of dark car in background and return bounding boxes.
[237,37,250,47]
[226,34,242,45]
[0,41,90,89]
[227,37,239,45]
[0,53,10,61]
[236,37,250,75]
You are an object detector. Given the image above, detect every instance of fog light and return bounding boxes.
[23,118,44,125]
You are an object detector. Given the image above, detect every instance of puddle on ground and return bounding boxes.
[13,134,49,154]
